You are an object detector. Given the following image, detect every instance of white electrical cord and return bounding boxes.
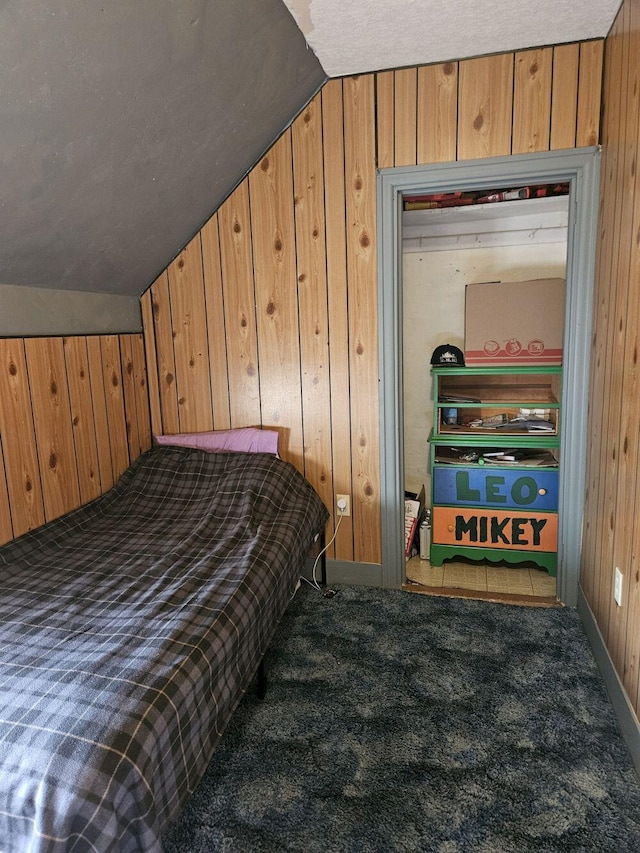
[302,511,344,592]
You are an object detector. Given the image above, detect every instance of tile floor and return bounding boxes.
[405,554,557,603]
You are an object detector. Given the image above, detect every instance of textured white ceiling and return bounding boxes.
[283,0,621,77]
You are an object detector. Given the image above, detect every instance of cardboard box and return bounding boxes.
[464,278,565,365]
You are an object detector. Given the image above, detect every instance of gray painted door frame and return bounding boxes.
[377,148,600,606]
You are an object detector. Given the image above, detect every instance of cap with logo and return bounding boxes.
[430,344,465,367]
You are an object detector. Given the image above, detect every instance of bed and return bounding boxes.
[0,443,328,852]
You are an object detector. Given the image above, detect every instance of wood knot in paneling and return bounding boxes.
[50,380,58,395]
[233,221,241,234]
[260,157,270,172]
[354,176,363,191]
[364,482,374,498]
[443,63,454,76]
[8,361,17,377]
[473,112,484,131]
[111,373,119,388]
[240,314,247,329]
[246,363,256,377]
[49,452,57,470]
[165,372,174,385]
[266,301,276,316]
[25,476,32,493]
[298,273,306,283]
[274,238,283,253]
[356,342,364,355]
[360,232,370,249]
[177,258,185,270]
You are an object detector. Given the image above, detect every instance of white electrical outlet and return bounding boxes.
[336,494,350,516]
[614,567,623,607]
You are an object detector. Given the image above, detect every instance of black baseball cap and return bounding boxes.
[430,344,465,366]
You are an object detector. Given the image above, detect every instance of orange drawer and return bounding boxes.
[432,506,557,552]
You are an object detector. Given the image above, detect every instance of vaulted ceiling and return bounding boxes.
[0,0,622,334]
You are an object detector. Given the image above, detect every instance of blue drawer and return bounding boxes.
[433,465,558,511]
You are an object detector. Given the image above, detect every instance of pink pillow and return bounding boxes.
[155,427,279,456]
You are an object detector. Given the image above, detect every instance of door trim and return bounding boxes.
[377,148,600,606]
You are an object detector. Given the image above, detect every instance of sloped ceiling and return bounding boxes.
[0,0,326,329]
[0,0,622,335]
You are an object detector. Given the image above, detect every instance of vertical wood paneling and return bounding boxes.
[86,336,115,491]
[619,0,640,714]
[151,272,180,435]
[249,133,304,467]
[322,78,355,560]
[130,334,152,453]
[138,41,607,601]
[24,338,80,521]
[605,0,640,681]
[140,290,163,438]
[0,339,44,536]
[512,47,552,154]
[343,74,381,564]
[292,94,334,514]
[577,40,605,147]
[218,181,262,428]
[581,1,640,722]
[551,43,580,149]
[64,336,102,504]
[119,334,142,460]
[100,335,130,482]
[201,212,232,431]
[394,68,418,166]
[167,236,214,434]
[458,54,514,159]
[0,451,12,545]
[376,70,395,169]
[0,333,149,546]
[417,62,458,163]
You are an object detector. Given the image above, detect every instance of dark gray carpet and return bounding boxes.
[163,586,640,852]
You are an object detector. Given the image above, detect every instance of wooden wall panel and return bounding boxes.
[201,213,232,431]
[417,62,458,164]
[343,74,380,564]
[512,48,552,154]
[291,95,333,513]
[140,290,163,439]
[394,68,418,166]
[167,237,214,434]
[0,333,148,545]
[458,54,514,159]
[130,334,152,454]
[24,337,80,522]
[322,79,355,560]
[376,70,395,169]
[580,0,640,722]
[150,272,180,435]
[551,44,580,149]
[0,339,44,536]
[249,134,304,467]
[218,182,262,429]
[86,336,116,491]
[140,40,603,585]
[0,452,12,545]
[64,336,102,505]
[577,40,605,147]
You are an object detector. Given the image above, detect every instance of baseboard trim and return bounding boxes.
[577,586,640,777]
[303,558,383,588]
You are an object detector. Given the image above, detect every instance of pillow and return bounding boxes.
[155,427,279,456]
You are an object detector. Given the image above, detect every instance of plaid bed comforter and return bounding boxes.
[0,446,328,852]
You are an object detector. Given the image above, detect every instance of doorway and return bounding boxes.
[377,148,600,606]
